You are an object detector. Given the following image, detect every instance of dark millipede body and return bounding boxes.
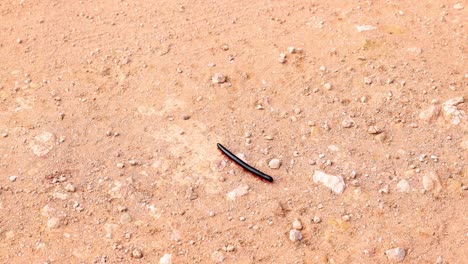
[217,143,274,182]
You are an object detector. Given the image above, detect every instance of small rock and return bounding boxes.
[367,125,381,134]
[375,132,387,142]
[47,217,61,229]
[364,77,372,84]
[292,219,303,230]
[129,160,138,166]
[313,216,321,223]
[442,96,465,125]
[278,55,286,64]
[116,163,125,169]
[341,118,355,128]
[212,73,226,84]
[419,105,440,122]
[378,185,389,194]
[385,247,406,262]
[65,183,76,192]
[453,3,464,10]
[287,46,296,54]
[120,213,132,224]
[289,229,303,242]
[226,184,250,201]
[323,83,332,90]
[268,159,281,169]
[313,170,346,194]
[159,253,172,264]
[396,179,410,193]
[9,175,17,182]
[356,25,377,32]
[30,132,56,157]
[132,248,143,259]
[422,172,442,194]
[223,245,235,252]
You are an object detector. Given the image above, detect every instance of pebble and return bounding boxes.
[356,24,377,32]
[442,96,465,125]
[419,105,440,122]
[132,248,143,259]
[47,217,61,229]
[211,251,225,263]
[323,83,332,90]
[129,160,138,166]
[226,184,250,201]
[312,170,346,194]
[367,126,381,134]
[9,175,17,182]
[212,73,226,84]
[453,3,464,10]
[116,163,125,169]
[385,247,406,262]
[289,229,303,242]
[65,183,76,192]
[292,219,303,230]
[396,179,410,193]
[120,213,132,224]
[159,253,172,264]
[287,46,296,54]
[313,216,321,223]
[341,118,355,128]
[422,172,442,193]
[364,77,372,84]
[268,159,281,169]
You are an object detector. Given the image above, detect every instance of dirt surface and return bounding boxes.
[0,0,467,263]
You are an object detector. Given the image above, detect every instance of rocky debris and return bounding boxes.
[289,229,303,242]
[212,73,226,84]
[397,179,411,193]
[159,253,172,264]
[30,132,56,157]
[292,219,303,230]
[268,158,281,169]
[422,171,442,194]
[442,96,465,125]
[9,175,17,182]
[378,185,389,194]
[356,24,376,32]
[132,248,143,259]
[323,83,332,90]
[47,217,61,229]
[287,46,296,54]
[226,184,250,201]
[385,247,406,262]
[419,105,440,122]
[278,53,287,63]
[313,170,346,194]
[364,77,372,84]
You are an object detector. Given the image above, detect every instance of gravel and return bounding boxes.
[292,219,303,230]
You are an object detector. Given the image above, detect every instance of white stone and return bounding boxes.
[292,219,303,230]
[9,175,17,182]
[453,3,464,10]
[356,25,377,32]
[65,183,76,192]
[159,253,172,264]
[442,96,465,125]
[422,172,441,193]
[268,159,281,169]
[397,179,410,193]
[289,229,303,242]
[313,170,346,194]
[227,184,250,201]
[30,132,56,157]
[313,216,321,223]
[287,47,296,54]
[212,73,226,84]
[385,247,406,262]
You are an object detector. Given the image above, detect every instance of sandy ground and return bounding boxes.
[0,0,467,263]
